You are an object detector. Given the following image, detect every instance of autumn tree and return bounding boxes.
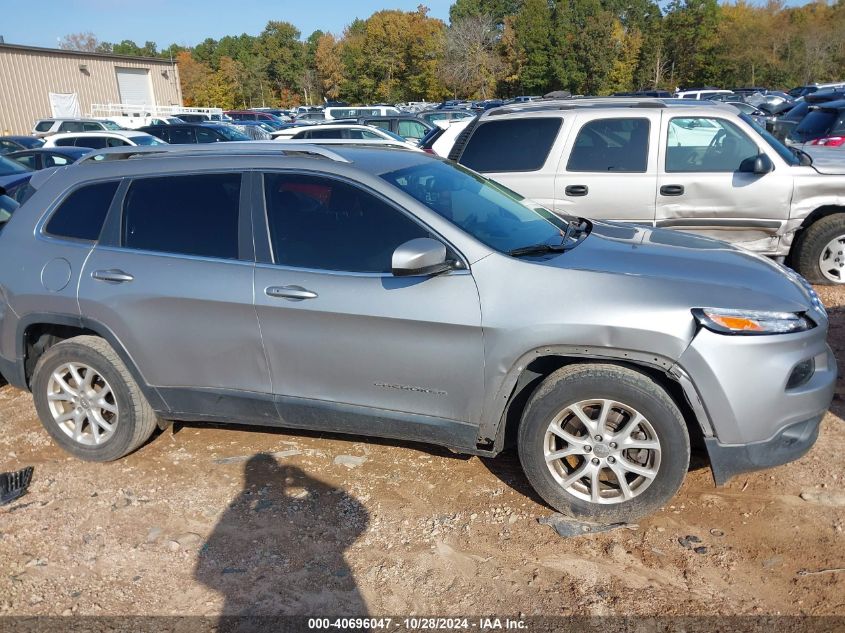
[58,32,100,52]
[315,34,345,100]
[440,14,501,99]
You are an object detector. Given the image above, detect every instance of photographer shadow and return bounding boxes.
[195,454,369,631]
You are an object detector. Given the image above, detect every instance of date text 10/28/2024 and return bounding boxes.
[307,618,528,630]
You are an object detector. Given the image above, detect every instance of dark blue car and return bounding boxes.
[0,136,45,155]
[0,155,32,199]
[6,146,90,171]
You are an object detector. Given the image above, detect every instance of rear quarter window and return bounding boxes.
[45,181,119,241]
[459,118,562,172]
[35,121,55,132]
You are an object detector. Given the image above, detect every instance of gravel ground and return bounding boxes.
[0,286,843,619]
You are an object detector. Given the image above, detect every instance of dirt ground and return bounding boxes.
[0,287,843,620]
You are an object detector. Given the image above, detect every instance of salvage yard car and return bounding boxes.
[0,143,834,523]
[447,98,845,284]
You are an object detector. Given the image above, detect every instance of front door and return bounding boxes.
[253,172,485,446]
[655,114,793,253]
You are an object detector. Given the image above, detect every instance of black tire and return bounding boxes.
[517,363,690,523]
[792,214,845,284]
[31,335,158,461]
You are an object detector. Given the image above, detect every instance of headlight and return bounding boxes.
[780,266,827,317]
[692,308,812,335]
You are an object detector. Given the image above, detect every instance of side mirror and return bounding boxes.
[392,237,453,277]
[740,154,774,174]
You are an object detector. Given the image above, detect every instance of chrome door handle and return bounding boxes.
[265,285,318,301]
[92,269,134,283]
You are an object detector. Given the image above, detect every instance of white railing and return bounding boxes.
[90,103,224,118]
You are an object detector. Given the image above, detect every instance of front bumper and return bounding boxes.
[704,414,822,485]
[678,321,836,483]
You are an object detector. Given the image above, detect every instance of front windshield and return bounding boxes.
[133,135,167,146]
[381,160,569,253]
[216,126,251,141]
[0,155,32,176]
[739,113,798,165]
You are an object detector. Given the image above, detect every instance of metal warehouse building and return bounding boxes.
[0,42,182,135]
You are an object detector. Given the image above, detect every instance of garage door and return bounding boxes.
[116,68,152,105]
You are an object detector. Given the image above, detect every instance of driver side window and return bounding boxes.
[666,117,759,173]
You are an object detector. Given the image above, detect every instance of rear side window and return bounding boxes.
[45,181,119,241]
[35,121,54,132]
[74,137,109,149]
[166,128,194,144]
[122,174,241,259]
[54,137,77,147]
[567,118,650,172]
[459,118,562,172]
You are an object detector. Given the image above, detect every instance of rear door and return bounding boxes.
[554,112,658,223]
[457,117,567,209]
[78,172,271,417]
[655,113,792,252]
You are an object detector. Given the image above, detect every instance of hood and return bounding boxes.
[806,146,845,175]
[543,221,814,313]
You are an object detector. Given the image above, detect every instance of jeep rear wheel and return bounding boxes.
[792,213,845,284]
[518,363,690,523]
[32,336,158,461]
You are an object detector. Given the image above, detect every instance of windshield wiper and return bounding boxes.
[508,243,568,257]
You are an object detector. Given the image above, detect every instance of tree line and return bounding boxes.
[59,0,845,108]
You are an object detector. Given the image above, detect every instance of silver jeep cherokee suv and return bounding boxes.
[0,143,835,523]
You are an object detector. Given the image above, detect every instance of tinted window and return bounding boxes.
[35,121,54,132]
[45,181,119,241]
[167,127,193,143]
[397,120,427,139]
[0,156,31,175]
[107,137,128,147]
[195,127,220,143]
[367,120,391,130]
[60,121,84,132]
[123,174,241,259]
[12,153,38,169]
[792,110,838,141]
[74,137,109,149]
[45,154,72,167]
[53,137,76,147]
[460,119,561,172]
[567,118,649,172]
[666,117,759,172]
[264,173,427,273]
[83,122,102,131]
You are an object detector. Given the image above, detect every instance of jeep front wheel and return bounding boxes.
[518,363,690,523]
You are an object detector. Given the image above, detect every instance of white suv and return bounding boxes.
[32,119,122,138]
[447,98,845,284]
[43,131,166,149]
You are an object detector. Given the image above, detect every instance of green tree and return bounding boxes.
[259,21,306,98]
[662,0,722,88]
[512,0,552,94]
[550,0,617,94]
